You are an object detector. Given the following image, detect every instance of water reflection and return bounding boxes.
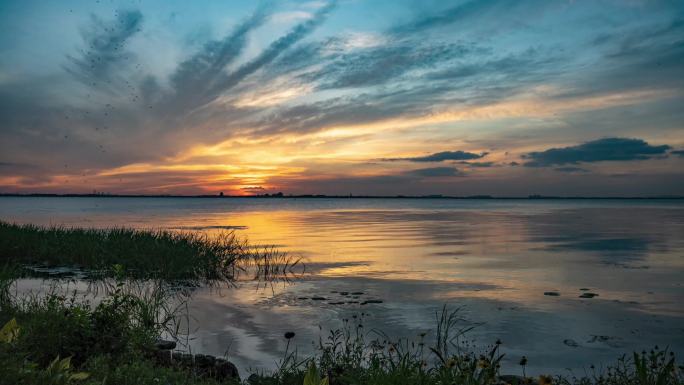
[1,198,683,375]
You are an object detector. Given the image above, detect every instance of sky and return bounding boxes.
[0,0,683,196]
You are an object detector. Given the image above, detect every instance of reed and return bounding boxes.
[0,221,302,283]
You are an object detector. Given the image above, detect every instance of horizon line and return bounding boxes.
[1,193,683,200]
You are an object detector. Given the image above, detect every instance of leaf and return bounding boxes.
[320,377,329,385]
[58,356,72,371]
[303,362,320,385]
[70,372,90,381]
[48,356,61,371]
[0,318,20,343]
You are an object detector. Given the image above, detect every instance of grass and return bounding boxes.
[0,271,228,385]
[0,221,300,283]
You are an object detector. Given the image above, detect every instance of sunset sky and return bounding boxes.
[1,0,683,196]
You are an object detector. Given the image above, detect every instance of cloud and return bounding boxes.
[241,186,266,193]
[169,6,270,102]
[460,161,494,168]
[207,1,336,96]
[309,42,476,90]
[384,150,486,162]
[523,138,671,167]
[389,0,546,36]
[554,167,589,173]
[64,10,143,90]
[407,167,463,177]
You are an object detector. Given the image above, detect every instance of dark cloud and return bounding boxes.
[425,48,558,83]
[671,150,684,157]
[241,186,265,193]
[407,167,463,177]
[310,42,477,90]
[460,161,494,168]
[64,10,143,90]
[552,16,684,100]
[169,6,270,104]
[207,1,336,96]
[554,167,589,173]
[523,138,671,167]
[384,150,486,162]
[0,161,40,172]
[389,0,547,36]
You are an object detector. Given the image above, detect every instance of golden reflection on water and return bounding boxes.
[162,206,684,316]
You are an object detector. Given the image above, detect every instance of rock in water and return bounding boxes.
[544,291,560,296]
[563,339,579,347]
[361,299,383,305]
[194,354,216,368]
[579,292,598,298]
[155,339,177,350]
[215,358,240,381]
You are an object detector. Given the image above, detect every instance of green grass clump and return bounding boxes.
[0,221,249,282]
[0,274,232,385]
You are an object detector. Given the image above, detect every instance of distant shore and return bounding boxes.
[1,193,683,200]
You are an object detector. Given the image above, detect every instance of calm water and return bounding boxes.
[2,197,684,375]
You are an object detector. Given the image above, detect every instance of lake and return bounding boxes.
[1,197,683,375]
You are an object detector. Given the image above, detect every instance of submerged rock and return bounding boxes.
[157,351,239,381]
[155,339,177,350]
[579,292,598,298]
[361,299,383,305]
[563,338,579,347]
[586,335,621,347]
[194,354,216,368]
[543,291,560,296]
[311,296,326,300]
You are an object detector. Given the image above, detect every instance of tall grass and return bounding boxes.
[0,221,302,283]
